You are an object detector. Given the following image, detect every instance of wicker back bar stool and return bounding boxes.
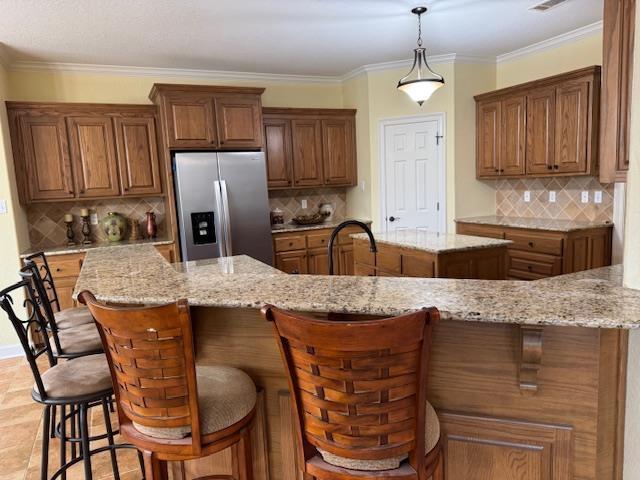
[79,291,258,480]
[0,278,134,480]
[262,305,443,480]
[23,252,94,330]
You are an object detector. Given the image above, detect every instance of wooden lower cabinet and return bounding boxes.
[456,222,613,279]
[272,225,363,275]
[155,243,176,263]
[353,240,508,280]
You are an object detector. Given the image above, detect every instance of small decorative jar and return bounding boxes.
[270,208,285,225]
[146,211,158,239]
[319,203,334,221]
[101,212,128,243]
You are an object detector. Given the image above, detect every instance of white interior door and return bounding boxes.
[382,116,445,233]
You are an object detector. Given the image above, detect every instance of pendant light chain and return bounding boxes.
[417,11,423,47]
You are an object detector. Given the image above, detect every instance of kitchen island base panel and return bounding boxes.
[177,307,626,480]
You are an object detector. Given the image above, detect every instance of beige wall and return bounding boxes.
[496,32,603,88]
[0,63,29,349]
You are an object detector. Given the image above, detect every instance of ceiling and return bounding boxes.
[0,0,604,77]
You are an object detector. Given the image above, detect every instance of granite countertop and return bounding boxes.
[352,230,512,254]
[271,218,372,234]
[74,244,640,329]
[20,237,174,258]
[455,215,614,232]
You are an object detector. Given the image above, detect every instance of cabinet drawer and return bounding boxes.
[456,223,505,239]
[47,255,84,279]
[354,241,375,266]
[402,254,435,278]
[307,232,331,249]
[505,231,563,256]
[509,251,562,277]
[274,235,306,252]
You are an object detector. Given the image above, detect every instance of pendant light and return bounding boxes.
[397,6,445,106]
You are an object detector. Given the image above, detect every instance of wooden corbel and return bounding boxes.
[519,326,544,395]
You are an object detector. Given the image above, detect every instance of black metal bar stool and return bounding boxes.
[0,277,137,479]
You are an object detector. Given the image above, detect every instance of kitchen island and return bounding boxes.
[75,245,640,480]
[352,229,512,279]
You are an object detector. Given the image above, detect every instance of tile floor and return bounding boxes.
[0,356,142,480]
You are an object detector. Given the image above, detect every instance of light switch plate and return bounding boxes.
[581,191,589,204]
[594,191,603,204]
[549,191,556,203]
[0,199,6,215]
[359,180,365,192]
[90,212,99,225]
[301,199,308,209]
[524,191,531,202]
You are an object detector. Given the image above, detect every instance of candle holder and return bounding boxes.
[81,215,92,245]
[65,220,76,246]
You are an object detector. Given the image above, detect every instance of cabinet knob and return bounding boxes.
[528,241,534,247]
[292,270,299,274]
[547,165,553,170]
[527,265,533,271]
[124,186,129,191]
[56,268,61,272]
[553,165,559,170]
[495,168,499,173]
[500,169,505,173]
[289,242,294,246]
[68,190,73,194]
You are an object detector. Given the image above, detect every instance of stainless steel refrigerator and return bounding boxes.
[173,152,274,265]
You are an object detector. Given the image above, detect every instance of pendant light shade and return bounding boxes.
[397,7,445,106]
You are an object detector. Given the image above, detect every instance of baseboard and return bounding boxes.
[0,344,24,359]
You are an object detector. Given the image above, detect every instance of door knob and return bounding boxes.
[388,216,399,222]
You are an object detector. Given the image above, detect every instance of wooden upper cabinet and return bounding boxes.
[163,94,216,148]
[149,84,265,150]
[555,80,590,174]
[264,117,293,188]
[476,100,501,177]
[475,66,600,179]
[526,87,556,175]
[600,0,635,182]
[17,114,75,201]
[321,118,356,186]
[67,116,120,198]
[291,118,324,187]
[214,95,263,148]
[114,116,162,195]
[500,95,526,176]
[7,103,164,204]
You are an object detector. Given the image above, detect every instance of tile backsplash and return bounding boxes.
[268,188,347,223]
[27,197,167,250]
[495,177,614,222]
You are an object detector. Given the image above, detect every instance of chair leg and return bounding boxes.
[41,405,51,480]
[432,448,444,480]
[79,402,93,480]
[142,451,168,480]
[70,405,77,460]
[101,397,121,480]
[50,404,57,438]
[233,428,253,480]
[60,404,67,480]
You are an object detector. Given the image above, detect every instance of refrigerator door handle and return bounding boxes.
[220,180,233,256]
[214,180,228,257]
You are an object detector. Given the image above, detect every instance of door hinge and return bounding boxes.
[436,134,444,145]
[436,202,440,211]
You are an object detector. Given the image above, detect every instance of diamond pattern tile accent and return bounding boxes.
[268,188,347,223]
[26,197,167,250]
[495,177,614,223]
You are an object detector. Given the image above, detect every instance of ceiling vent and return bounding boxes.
[529,0,568,12]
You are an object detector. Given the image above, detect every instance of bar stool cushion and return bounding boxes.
[54,306,94,330]
[318,401,440,472]
[55,323,103,355]
[36,354,112,399]
[133,365,257,440]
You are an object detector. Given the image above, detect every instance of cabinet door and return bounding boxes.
[155,244,176,263]
[18,114,75,201]
[291,119,324,187]
[164,94,216,148]
[555,80,590,174]
[307,247,330,275]
[321,118,356,186]
[476,100,501,177]
[264,118,293,188]
[67,116,120,198]
[275,251,308,274]
[214,95,263,148]
[500,96,526,175]
[338,245,354,276]
[526,88,556,175]
[114,116,162,195]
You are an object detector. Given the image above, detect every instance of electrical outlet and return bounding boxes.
[524,191,531,202]
[90,212,99,225]
[594,191,603,204]
[0,199,6,215]
[301,199,308,209]
[581,191,589,204]
[549,191,556,203]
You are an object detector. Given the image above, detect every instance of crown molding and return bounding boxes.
[9,61,344,84]
[497,20,603,63]
[0,43,12,70]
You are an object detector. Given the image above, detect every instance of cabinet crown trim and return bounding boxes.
[6,101,156,115]
[263,107,357,116]
[474,65,601,101]
[149,83,265,101]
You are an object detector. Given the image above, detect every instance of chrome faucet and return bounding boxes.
[328,220,377,275]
